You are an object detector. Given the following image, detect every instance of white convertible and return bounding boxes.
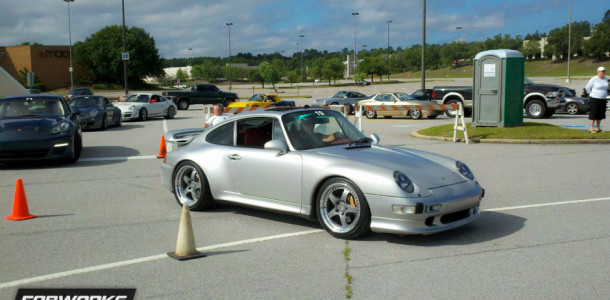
[114,93,177,121]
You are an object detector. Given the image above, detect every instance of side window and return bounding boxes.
[374,94,383,101]
[206,121,235,146]
[236,117,273,148]
[272,119,286,143]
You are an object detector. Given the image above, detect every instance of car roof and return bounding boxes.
[229,106,334,118]
[1,94,65,100]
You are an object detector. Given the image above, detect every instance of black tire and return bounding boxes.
[116,114,122,127]
[316,178,371,239]
[565,103,579,115]
[444,99,460,117]
[172,161,214,211]
[365,109,377,119]
[177,98,190,110]
[138,108,148,121]
[409,109,423,119]
[223,98,235,107]
[525,99,546,119]
[165,106,176,119]
[544,109,555,118]
[100,114,107,130]
[427,114,438,119]
[65,132,82,164]
[383,116,393,119]
[330,102,339,105]
[343,104,354,115]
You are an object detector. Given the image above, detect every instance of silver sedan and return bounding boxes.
[160,108,484,239]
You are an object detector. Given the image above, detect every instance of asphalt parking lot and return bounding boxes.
[1,80,609,299]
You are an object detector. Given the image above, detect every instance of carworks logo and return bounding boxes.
[15,289,136,300]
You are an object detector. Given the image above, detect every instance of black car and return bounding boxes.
[67,87,93,100]
[0,94,82,164]
[410,89,434,101]
[69,96,122,130]
[551,87,589,115]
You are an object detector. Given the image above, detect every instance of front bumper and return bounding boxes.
[0,136,75,162]
[367,182,483,235]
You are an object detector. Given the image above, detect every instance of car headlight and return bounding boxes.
[89,110,99,117]
[393,171,414,193]
[456,161,474,180]
[128,105,135,111]
[50,121,70,134]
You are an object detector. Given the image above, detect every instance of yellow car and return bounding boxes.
[228,94,295,108]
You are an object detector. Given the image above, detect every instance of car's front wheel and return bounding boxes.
[409,109,423,119]
[317,178,371,239]
[565,103,579,115]
[138,108,148,121]
[173,161,214,211]
[165,106,176,119]
[525,100,546,119]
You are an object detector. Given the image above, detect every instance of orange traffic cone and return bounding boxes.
[6,179,36,221]
[157,135,167,158]
[167,204,207,261]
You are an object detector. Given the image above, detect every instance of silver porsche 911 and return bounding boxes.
[160,107,484,239]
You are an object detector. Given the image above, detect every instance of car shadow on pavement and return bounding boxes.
[367,211,526,246]
[205,203,322,229]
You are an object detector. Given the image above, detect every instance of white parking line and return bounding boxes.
[163,119,168,133]
[79,155,158,162]
[1,197,609,289]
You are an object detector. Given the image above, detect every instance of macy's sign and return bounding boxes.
[37,50,70,58]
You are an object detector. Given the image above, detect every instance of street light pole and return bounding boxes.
[188,48,192,85]
[352,12,359,81]
[566,0,572,83]
[121,0,128,96]
[386,20,392,81]
[456,26,462,42]
[226,22,233,91]
[299,34,305,83]
[64,0,74,91]
[421,0,426,90]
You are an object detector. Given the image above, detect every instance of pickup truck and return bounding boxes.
[161,84,239,110]
[431,78,567,118]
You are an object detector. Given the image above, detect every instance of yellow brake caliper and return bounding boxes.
[348,194,356,207]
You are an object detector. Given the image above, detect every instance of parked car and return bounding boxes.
[162,84,239,110]
[549,87,589,115]
[355,80,371,86]
[66,87,93,100]
[313,90,369,114]
[69,95,122,130]
[160,107,484,239]
[228,94,295,108]
[114,93,177,121]
[26,89,42,94]
[358,92,443,119]
[0,94,82,164]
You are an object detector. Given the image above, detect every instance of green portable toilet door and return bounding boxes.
[475,56,503,125]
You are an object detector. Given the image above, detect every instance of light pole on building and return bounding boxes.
[226,22,233,91]
[352,12,359,81]
[386,20,392,80]
[299,34,305,83]
[63,0,74,91]
[121,0,128,96]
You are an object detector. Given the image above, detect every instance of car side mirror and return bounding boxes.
[370,133,380,145]
[264,139,288,155]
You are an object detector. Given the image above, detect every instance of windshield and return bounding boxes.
[249,94,266,101]
[0,97,67,118]
[395,92,415,101]
[524,77,534,85]
[70,97,105,108]
[282,110,367,150]
[125,94,150,103]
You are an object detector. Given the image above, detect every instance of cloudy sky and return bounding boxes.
[1,0,606,59]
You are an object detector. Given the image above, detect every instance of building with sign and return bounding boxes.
[0,45,87,90]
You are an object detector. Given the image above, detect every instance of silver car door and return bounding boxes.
[227,117,302,205]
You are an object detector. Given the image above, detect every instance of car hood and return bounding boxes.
[114,102,141,110]
[312,145,467,188]
[0,116,66,138]
[72,107,101,114]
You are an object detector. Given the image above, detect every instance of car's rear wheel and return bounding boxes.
[65,132,82,164]
[173,161,214,211]
[223,98,235,107]
[365,109,377,119]
[444,99,460,117]
[165,106,176,119]
[117,114,122,127]
[138,108,148,121]
[525,99,546,119]
[177,98,190,110]
[316,178,371,239]
[343,104,353,115]
[409,109,423,119]
[101,114,107,130]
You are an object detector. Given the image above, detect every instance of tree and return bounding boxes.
[73,25,164,85]
[259,60,283,92]
[521,40,541,59]
[321,58,344,84]
[584,10,610,59]
[545,21,590,59]
[247,68,264,87]
[286,70,299,86]
[175,69,189,84]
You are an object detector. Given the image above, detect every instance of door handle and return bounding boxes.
[229,154,241,160]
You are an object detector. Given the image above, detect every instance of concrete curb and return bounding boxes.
[410,131,610,144]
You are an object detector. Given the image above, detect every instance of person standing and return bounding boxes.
[203,104,229,128]
[585,66,608,133]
